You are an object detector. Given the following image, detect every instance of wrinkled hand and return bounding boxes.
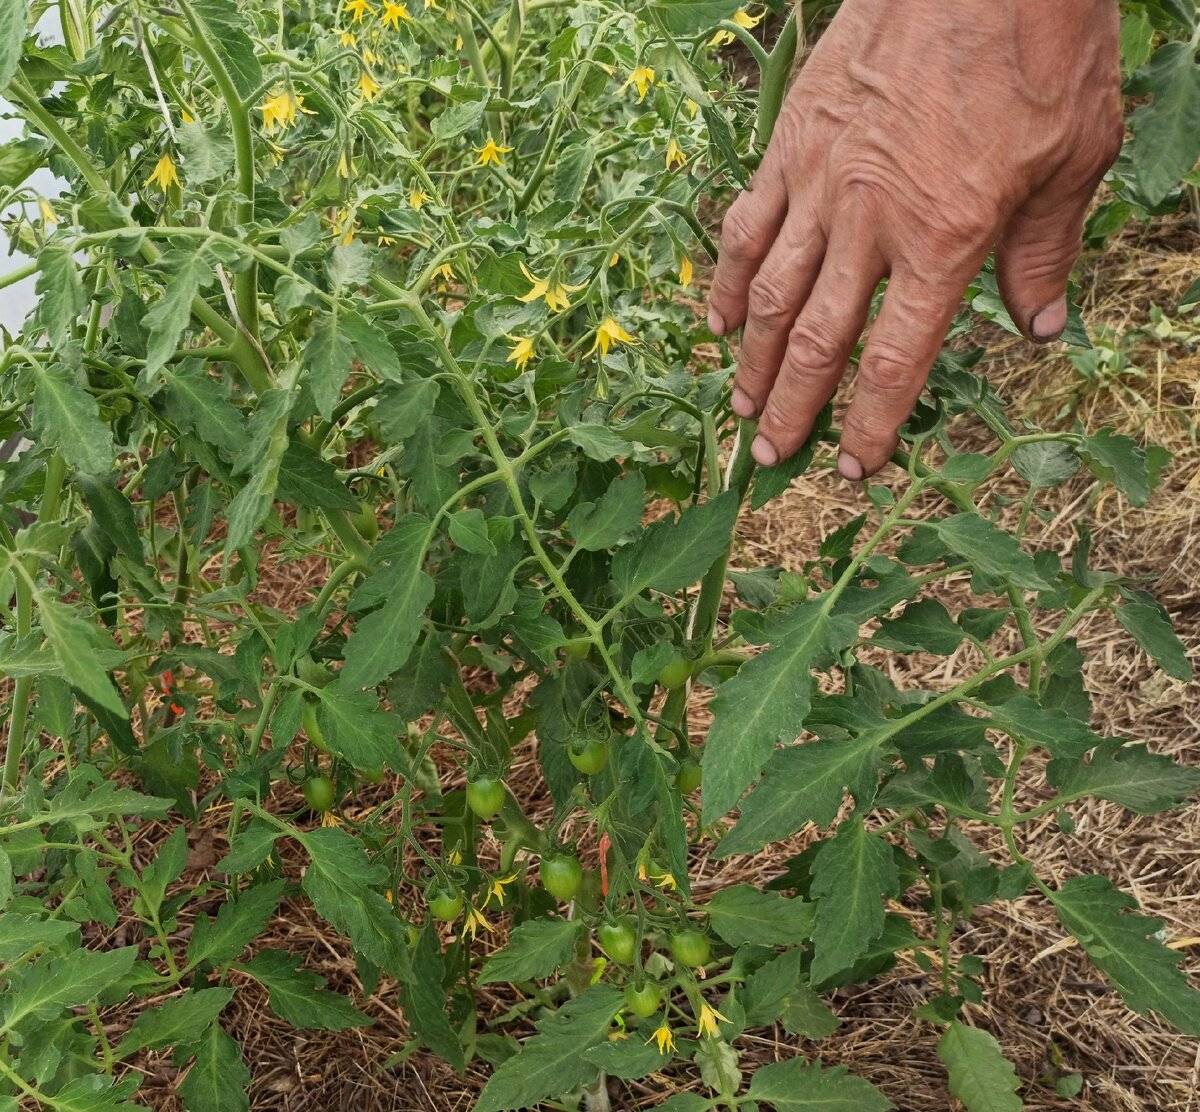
[707,0,1122,478]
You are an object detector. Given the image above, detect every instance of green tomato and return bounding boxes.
[669,928,712,968]
[568,736,610,775]
[302,774,336,813]
[623,981,663,1018]
[597,919,637,965]
[657,654,692,691]
[355,500,380,542]
[466,776,505,820]
[541,853,583,902]
[675,757,702,795]
[428,888,464,922]
[562,637,592,662]
[301,700,329,753]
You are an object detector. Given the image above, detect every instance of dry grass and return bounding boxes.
[102,215,1200,1111]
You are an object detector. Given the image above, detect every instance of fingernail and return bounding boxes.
[708,307,726,336]
[838,451,864,481]
[731,387,757,419]
[751,436,779,467]
[1031,297,1067,342]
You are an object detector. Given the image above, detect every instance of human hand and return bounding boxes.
[707,0,1123,478]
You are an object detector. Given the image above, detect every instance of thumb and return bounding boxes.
[995,184,1092,343]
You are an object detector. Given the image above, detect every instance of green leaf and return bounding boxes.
[4,946,138,1029]
[583,1036,672,1080]
[566,422,629,461]
[144,252,215,376]
[37,595,125,717]
[186,880,284,968]
[239,949,372,1030]
[937,1022,1023,1112]
[703,599,858,824]
[1116,590,1192,680]
[745,1059,893,1110]
[566,472,645,552]
[300,826,410,981]
[0,913,76,963]
[217,819,279,874]
[1010,440,1078,489]
[474,984,622,1112]
[303,316,356,419]
[872,598,963,655]
[808,820,899,984]
[613,490,738,601]
[448,507,496,555]
[139,825,189,917]
[186,0,262,98]
[0,138,43,190]
[36,1076,145,1112]
[706,884,814,947]
[276,440,358,511]
[315,687,403,771]
[117,987,236,1058]
[341,312,402,382]
[36,243,85,349]
[177,120,234,186]
[1077,428,1168,507]
[646,0,741,34]
[983,694,1103,759]
[400,923,463,1069]
[73,474,143,564]
[779,985,840,1039]
[1051,874,1200,1035]
[375,379,439,444]
[162,365,245,457]
[1048,741,1200,814]
[177,1023,250,1112]
[32,363,114,475]
[932,514,1050,590]
[751,406,830,510]
[1130,42,1200,204]
[478,918,581,985]
[0,0,27,90]
[14,776,169,834]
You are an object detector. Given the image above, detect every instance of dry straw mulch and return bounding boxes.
[110,215,1199,1111]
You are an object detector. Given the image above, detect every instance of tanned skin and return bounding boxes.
[706,0,1123,478]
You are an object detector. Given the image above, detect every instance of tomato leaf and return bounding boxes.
[177,1023,251,1112]
[745,1058,893,1110]
[478,917,582,985]
[705,884,813,947]
[1116,588,1193,680]
[239,949,372,1030]
[1129,41,1200,204]
[1048,741,1200,814]
[937,1021,1024,1112]
[116,987,235,1058]
[31,363,114,476]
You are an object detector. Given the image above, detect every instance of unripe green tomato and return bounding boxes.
[297,655,336,688]
[541,853,583,902]
[597,919,637,965]
[428,887,464,922]
[355,500,380,542]
[403,921,422,947]
[301,701,329,753]
[302,774,336,813]
[466,775,505,820]
[670,928,712,968]
[562,637,592,662]
[568,736,610,775]
[675,758,702,795]
[623,981,663,1018]
[657,654,692,691]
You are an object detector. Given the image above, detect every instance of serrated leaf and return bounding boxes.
[187,880,284,969]
[983,693,1103,759]
[217,819,279,874]
[1048,740,1200,814]
[808,820,899,984]
[38,1076,146,1112]
[400,923,463,1069]
[301,826,410,981]
[177,120,234,186]
[178,1023,250,1112]
[1077,428,1167,507]
[938,1022,1023,1112]
[0,0,28,90]
[448,507,496,555]
[1052,874,1200,1034]
[703,600,859,825]
[16,777,169,833]
[872,598,963,656]
[73,474,143,564]
[0,138,43,190]
[32,363,114,475]
[1130,42,1200,204]
[276,440,358,511]
[751,406,829,510]
[144,252,214,377]
[1010,440,1078,488]
[566,472,645,552]
[745,1058,893,1110]
[117,987,235,1058]
[583,1036,671,1080]
[314,687,403,770]
[303,316,356,420]
[36,243,85,349]
[646,0,741,34]
[163,365,245,456]
[706,884,813,947]
[474,985,622,1112]
[186,0,261,98]
[1116,590,1192,680]
[36,595,125,716]
[4,946,138,1029]
[478,918,581,985]
[932,514,1050,590]
[0,914,76,963]
[239,949,372,1030]
[341,311,402,382]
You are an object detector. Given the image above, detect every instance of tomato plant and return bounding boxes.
[0,0,1198,1110]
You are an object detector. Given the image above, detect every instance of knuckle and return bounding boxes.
[720,201,763,259]
[786,319,843,376]
[757,395,799,444]
[1017,236,1080,285]
[857,345,916,398]
[747,273,796,326]
[842,408,898,452]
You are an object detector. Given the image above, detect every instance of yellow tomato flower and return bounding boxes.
[337,152,353,178]
[358,70,382,100]
[259,90,312,132]
[145,153,181,192]
[363,47,381,65]
[647,1022,675,1055]
[425,0,440,9]
[696,1002,728,1038]
[340,30,358,45]
[448,846,463,866]
[665,137,687,171]
[518,263,583,313]
[506,336,535,371]
[637,859,678,891]
[710,6,763,46]
[378,233,397,246]
[409,187,430,209]
[475,136,513,167]
[344,0,375,22]
[460,903,493,941]
[38,199,57,225]
[685,97,700,118]
[434,262,455,287]
[486,872,520,907]
[381,0,411,27]
[320,810,341,828]
[679,255,694,286]
[180,109,195,125]
[622,65,655,102]
[609,252,620,268]
[588,317,635,357]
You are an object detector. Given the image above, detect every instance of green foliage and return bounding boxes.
[0,1,1197,1110]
